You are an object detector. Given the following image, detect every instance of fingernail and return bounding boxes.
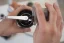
[45,2,51,4]
[45,2,52,6]
[34,2,40,6]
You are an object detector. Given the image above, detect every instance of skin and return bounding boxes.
[33,3,63,43]
[0,2,31,36]
[11,2,63,43]
[0,1,63,43]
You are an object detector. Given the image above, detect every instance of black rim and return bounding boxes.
[17,9,34,28]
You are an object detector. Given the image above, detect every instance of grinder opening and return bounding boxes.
[17,9,34,28]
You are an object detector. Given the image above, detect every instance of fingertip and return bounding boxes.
[53,3,59,7]
[45,2,52,7]
[45,2,48,5]
[53,3,60,10]
[34,2,40,5]
[11,1,18,8]
[34,3,41,7]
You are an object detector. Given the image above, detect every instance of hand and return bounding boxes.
[33,3,63,43]
[11,1,21,10]
[0,2,31,36]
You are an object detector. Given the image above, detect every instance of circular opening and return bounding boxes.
[17,9,34,28]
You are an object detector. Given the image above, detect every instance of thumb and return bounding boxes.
[11,1,21,9]
[9,5,32,16]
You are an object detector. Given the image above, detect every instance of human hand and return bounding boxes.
[33,3,63,43]
[0,2,31,36]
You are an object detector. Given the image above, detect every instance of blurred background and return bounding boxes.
[57,0,64,20]
[0,0,64,43]
[0,0,64,20]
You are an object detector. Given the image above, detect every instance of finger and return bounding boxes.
[12,21,31,33]
[34,3,46,25]
[53,3,63,30]
[9,5,32,16]
[14,27,31,33]
[53,3,61,15]
[45,3,57,25]
[1,27,31,36]
[11,1,21,9]
[60,22,63,33]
